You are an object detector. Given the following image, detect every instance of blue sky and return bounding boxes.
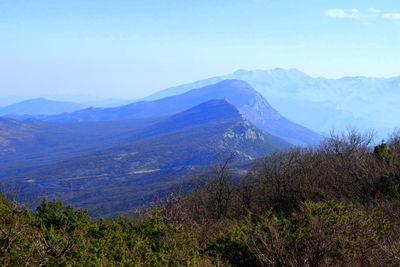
[0,0,399,99]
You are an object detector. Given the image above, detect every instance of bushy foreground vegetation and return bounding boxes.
[0,196,200,266]
[2,130,400,266]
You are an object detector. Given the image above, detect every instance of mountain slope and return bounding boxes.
[144,68,400,136]
[0,118,38,153]
[0,98,86,116]
[0,116,165,178]
[39,80,320,145]
[4,100,290,216]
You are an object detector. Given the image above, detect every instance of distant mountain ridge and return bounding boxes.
[144,68,400,136]
[0,98,86,116]
[34,80,320,146]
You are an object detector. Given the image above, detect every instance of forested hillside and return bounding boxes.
[2,130,400,266]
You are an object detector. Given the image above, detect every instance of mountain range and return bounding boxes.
[4,69,399,138]
[0,99,290,216]
[144,68,400,137]
[23,80,320,146]
[1,68,398,217]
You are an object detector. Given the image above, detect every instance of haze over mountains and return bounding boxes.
[0,98,87,116]
[145,68,400,137]
[4,68,397,137]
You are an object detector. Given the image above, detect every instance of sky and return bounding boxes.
[0,0,400,99]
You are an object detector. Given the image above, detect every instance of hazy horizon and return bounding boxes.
[1,67,400,104]
[1,0,400,99]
